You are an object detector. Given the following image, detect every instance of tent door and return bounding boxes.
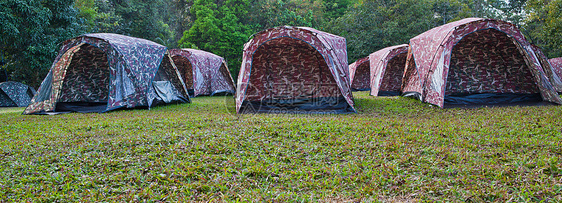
[56,44,110,113]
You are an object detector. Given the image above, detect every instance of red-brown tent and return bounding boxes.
[236,26,355,113]
[348,57,370,91]
[401,18,562,107]
[348,44,409,96]
[531,45,562,92]
[368,44,409,96]
[550,57,562,90]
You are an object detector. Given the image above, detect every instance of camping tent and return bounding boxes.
[24,33,189,114]
[401,18,562,107]
[369,44,409,96]
[348,44,409,95]
[531,45,562,92]
[169,49,236,97]
[0,81,36,107]
[348,57,370,91]
[550,57,562,88]
[236,26,355,114]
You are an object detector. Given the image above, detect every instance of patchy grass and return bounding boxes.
[0,91,561,202]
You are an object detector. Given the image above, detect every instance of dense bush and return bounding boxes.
[1,0,560,87]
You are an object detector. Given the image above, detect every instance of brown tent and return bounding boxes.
[236,26,355,114]
[401,18,562,107]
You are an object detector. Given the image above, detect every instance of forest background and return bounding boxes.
[1,0,561,88]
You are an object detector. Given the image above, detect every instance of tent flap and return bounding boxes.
[153,81,187,104]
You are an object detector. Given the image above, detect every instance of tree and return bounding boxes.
[432,0,474,25]
[0,0,85,87]
[168,0,194,46]
[323,0,351,20]
[480,0,527,24]
[524,0,562,58]
[116,0,173,43]
[247,0,317,30]
[178,0,253,78]
[75,0,176,45]
[327,0,436,62]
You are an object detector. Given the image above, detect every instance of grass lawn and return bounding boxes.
[0,91,561,202]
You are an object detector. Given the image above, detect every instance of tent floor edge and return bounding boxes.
[239,96,355,114]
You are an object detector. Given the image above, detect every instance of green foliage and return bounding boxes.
[0,0,557,89]
[0,0,85,87]
[1,93,562,201]
[327,0,436,62]
[432,0,474,24]
[326,0,528,63]
[479,0,527,24]
[87,0,123,33]
[178,0,253,79]
[524,0,562,58]
[100,0,175,43]
[121,0,172,42]
[167,0,194,45]
[75,0,176,44]
[248,0,317,29]
[323,0,351,20]
[74,0,97,28]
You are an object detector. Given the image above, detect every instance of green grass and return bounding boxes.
[0,107,25,114]
[1,91,561,202]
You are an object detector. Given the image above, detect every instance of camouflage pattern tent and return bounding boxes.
[0,81,36,107]
[169,49,236,97]
[368,44,409,96]
[550,57,562,90]
[348,57,370,91]
[531,45,562,93]
[24,33,189,114]
[348,44,408,96]
[237,26,355,114]
[401,18,562,107]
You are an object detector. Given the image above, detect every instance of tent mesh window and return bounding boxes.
[380,52,407,92]
[246,37,341,102]
[172,55,194,90]
[446,28,539,95]
[351,62,370,90]
[59,44,110,103]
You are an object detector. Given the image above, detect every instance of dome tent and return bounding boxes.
[550,57,562,74]
[348,44,408,96]
[348,57,370,91]
[236,26,355,114]
[0,81,36,107]
[24,33,189,114]
[531,45,562,93]
[549,57,562,91]
[401,18,562,107]
[368,44,409,96]
[169,49,236,97]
